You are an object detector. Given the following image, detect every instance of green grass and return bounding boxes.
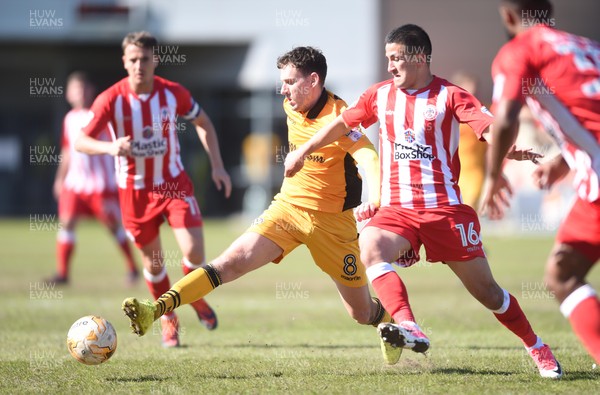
[0,218,598,394]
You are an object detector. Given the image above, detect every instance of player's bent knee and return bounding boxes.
[475,283,504,310]
[544,247,584,299]
[358,238,381,267]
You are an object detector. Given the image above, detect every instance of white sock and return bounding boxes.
[526,336,544,351]
[182,257,204,270]
[365,262,395,282]
[143,267,167,283]
[560,284,597,318]
[492,289,510,314]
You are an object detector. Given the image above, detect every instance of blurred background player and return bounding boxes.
[284,24,562,379]
[451,70,487,209]
[75,32,232,347]
[46,71,139,286]
[482,0,600,364]
[121,46,401,365]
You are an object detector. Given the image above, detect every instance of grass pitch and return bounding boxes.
[0,218,598,394]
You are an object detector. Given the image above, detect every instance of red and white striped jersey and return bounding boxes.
[82,76,202,190]
[342,76,493,209]
[492,25,600,202]
[62,108,117,194]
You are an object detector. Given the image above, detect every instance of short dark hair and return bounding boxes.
[122,31,158,52]
[385,24,432,63]
[502,0,553,19]
[276,46,327,85]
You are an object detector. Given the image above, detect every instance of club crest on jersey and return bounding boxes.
[160,107,171,122]
[132,126,167,157]
[423,104,437,121]
[142,126,154,139]
[394,129,435,161]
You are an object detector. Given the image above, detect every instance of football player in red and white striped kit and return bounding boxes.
[285,24,562,378]
[48,71,139,285]
[76,32,232,347]
[483,0,600,364]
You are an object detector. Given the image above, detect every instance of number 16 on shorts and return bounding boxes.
[455,222,481,247]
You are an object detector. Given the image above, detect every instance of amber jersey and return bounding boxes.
[276,89,372,213]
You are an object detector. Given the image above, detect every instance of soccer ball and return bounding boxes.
[66,315,117,365]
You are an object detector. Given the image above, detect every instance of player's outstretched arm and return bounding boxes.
[532,154,570,190]
[480,98,522,219]
[75,133,131,156]
[284,114,351,177]
[350,145,381,221]
[192,110,232,198]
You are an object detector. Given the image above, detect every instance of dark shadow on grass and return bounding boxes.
[431,367,513,376]
[464,345,525,351]
[106,375,165,383]
[220,343,373,349]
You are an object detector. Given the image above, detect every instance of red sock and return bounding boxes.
[56,240,75,279]
[568,295,600,363]
[118,240,137,273]
[144,269,171,300]
[371,271,415,323]
[494,293,537,348]
[182,263,194,276]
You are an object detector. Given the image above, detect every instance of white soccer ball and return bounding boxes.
[67,315,117,365]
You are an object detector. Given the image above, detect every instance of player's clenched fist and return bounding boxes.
[354,202,379,222]
[283,149,305,177]
[111,136,131,156]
